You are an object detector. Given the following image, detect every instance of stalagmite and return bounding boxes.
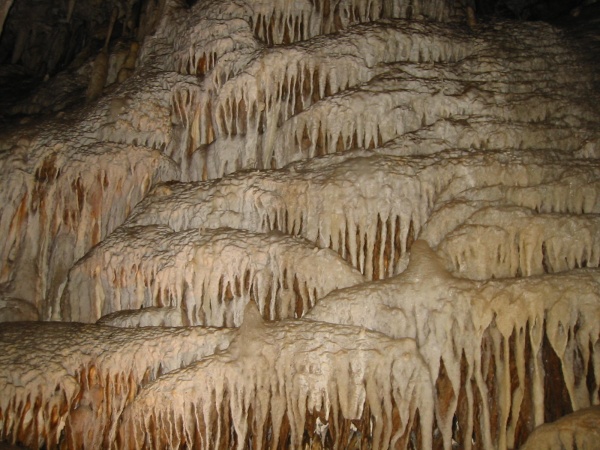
[466,4,477,28]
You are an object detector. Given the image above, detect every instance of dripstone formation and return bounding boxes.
[1,0,599,448]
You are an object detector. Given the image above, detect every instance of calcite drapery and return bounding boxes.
[1,0,600,448]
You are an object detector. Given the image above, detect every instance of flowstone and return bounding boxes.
[1,0,600,448]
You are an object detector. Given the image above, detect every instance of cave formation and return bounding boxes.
[1,0,600,448]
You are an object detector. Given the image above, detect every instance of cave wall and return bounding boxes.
[0,0,600,448]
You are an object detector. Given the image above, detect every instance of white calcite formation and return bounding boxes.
[436,207,600,279]
[519,406,600,450]
[0,322,236,449]
[96,306,187,327]
[62,226,364,325]
[0,141,177,319]
[0,297,39,322]
[1,0,600,448]
[306,240,600,449]
[118,304,434,450]
[125,150,600,283]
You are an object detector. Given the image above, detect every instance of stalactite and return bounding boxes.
[307,240,600,449]
[0,0,13,35]
[1,0,600,448]
[430,206,600,280]
[126,151,460,278]
[117,41,139,83]
[10,25,27,65]
[170,18,475,180]
[0,142,177,319]
[127,150,599,282]
[62,227,364,324]
[117,304,434,450]
[86,50,109,102]
[0,323,236,449]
